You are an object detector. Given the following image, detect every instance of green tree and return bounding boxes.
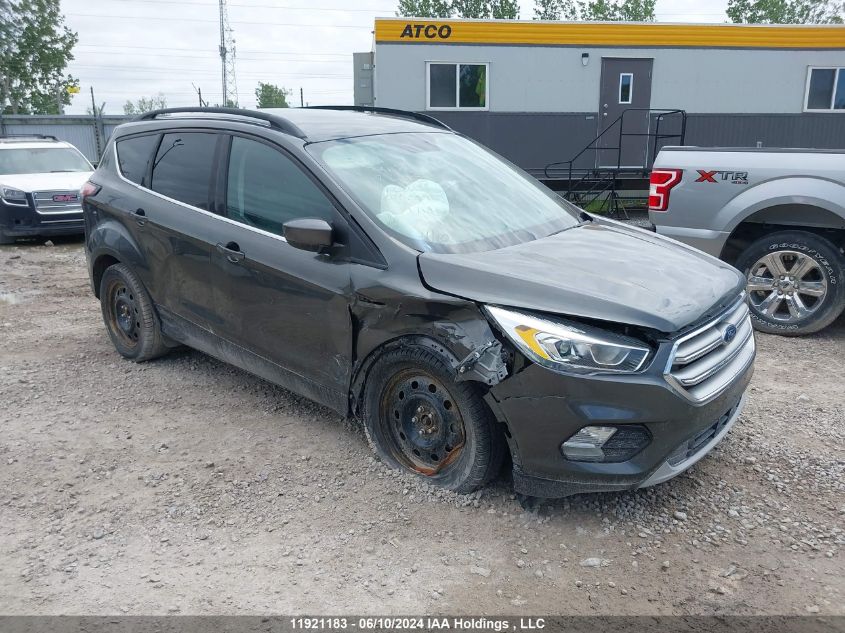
[123,94,168,115]
[533,0,655,20]
[534,0,579,19]
[255,82,291,108]
[451,0,520,17]
[396,0,453,16]
[726,0,843,23]
[0,0,79,114]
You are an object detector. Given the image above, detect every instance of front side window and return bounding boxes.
[427,63,488,110]
[307,132,580,254]
[116,134,160,186]
[226,136,334,237]
[0,146,91,175]
[805,67,845,111]
[150,132,218,210]
[619,73,633,104]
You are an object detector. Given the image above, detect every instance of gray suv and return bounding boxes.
[81,107,754,499]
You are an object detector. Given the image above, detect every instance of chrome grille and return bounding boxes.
[666,296,755,403]
[33,190,82,215]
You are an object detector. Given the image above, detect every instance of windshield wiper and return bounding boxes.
[50,169,79,173]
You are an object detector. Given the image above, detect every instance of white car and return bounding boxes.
[0,135,94,244]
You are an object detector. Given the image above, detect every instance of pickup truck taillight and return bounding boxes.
[648,169,683,212]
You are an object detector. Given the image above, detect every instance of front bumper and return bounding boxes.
[485,344,753,499]
[1,200,84,239]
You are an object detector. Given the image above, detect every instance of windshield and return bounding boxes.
[306,133,580,254]
[0,147,92,175]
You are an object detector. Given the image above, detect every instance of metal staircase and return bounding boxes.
[543,109,687,218]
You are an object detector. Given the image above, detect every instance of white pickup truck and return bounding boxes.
[649,147,845,336]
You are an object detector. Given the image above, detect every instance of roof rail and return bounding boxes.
[305,105,452,131]
[135,107,306,139]
[0,133,59,142]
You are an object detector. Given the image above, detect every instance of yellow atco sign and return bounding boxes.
[374,18,845,49]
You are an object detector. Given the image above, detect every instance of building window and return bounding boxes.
[805,67,845,111]
[619,73,633,104]
[426,63,488,110]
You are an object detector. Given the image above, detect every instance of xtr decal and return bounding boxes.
[696,170,749,185]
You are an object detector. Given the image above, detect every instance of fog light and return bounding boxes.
[561,426,617,462]
[561,425,651,463]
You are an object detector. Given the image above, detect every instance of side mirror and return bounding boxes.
[283,218,334,253]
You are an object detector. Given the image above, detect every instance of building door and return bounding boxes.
[597,58,653,168]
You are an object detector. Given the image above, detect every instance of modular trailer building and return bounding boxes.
[355,19,845,179]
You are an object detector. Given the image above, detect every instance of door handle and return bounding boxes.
[216,241,245,264]
[134,208,146,226]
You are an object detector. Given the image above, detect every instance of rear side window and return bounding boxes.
[116,134,159,186]
[151,133,218,210]
[226,136,333,236]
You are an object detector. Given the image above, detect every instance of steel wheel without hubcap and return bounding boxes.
[106,282,141,349]
[379,369,466,477]
[746,250,827,325]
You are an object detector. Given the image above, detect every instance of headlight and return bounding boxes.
[484,306,651,375]
[1,186,27,205]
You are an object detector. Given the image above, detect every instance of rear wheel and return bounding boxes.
[361,346,505,494]
[737,231,845,336]
[99,263,170,361]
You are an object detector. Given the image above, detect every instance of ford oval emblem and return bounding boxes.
[723,324,737,344]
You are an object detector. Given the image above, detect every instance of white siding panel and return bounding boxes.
[374,43,845,114]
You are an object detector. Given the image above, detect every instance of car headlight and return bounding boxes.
[1,186,27,205]
[484,305,651,375]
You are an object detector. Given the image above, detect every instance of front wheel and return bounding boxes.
[737,231,845,336]
[361,346,506,494]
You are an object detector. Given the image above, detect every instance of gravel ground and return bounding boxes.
[1,238,843,616]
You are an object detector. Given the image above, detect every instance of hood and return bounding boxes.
[418,220,745,333]
[0,171,93,193]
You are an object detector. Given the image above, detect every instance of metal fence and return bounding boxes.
[0,114,132,162]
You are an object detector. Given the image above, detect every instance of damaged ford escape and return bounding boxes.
[82,107,755,498]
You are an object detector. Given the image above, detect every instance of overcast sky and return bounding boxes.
[62,0,729,114]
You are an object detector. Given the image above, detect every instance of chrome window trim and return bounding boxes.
[113,140,289,243]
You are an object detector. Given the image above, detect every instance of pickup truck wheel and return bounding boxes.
[361,346,505,494]
[737,231,845,336]
[99,263,170,361]
[0,230,15,245]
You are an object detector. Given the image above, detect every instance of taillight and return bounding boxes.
[648,169,682,212]
[81,181,101,198]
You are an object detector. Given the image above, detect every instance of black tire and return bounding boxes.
[736,230,845,336]
[361,345,506,494]
[0,230,15,245]
[99,263,170,361]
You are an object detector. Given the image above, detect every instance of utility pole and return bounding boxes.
[90,87,103,158]
[192,83,207,107]
[218,0,238,107]
[300,87,304,108]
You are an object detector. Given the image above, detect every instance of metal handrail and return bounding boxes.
[543,108,687,185]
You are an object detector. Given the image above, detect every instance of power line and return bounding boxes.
[65,12,375,27]
[90,0,394,10]
[75,44,350,58]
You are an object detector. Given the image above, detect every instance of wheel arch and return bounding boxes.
[88,218,148,298]
[720,204,845,266]
[349,334,465,419]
